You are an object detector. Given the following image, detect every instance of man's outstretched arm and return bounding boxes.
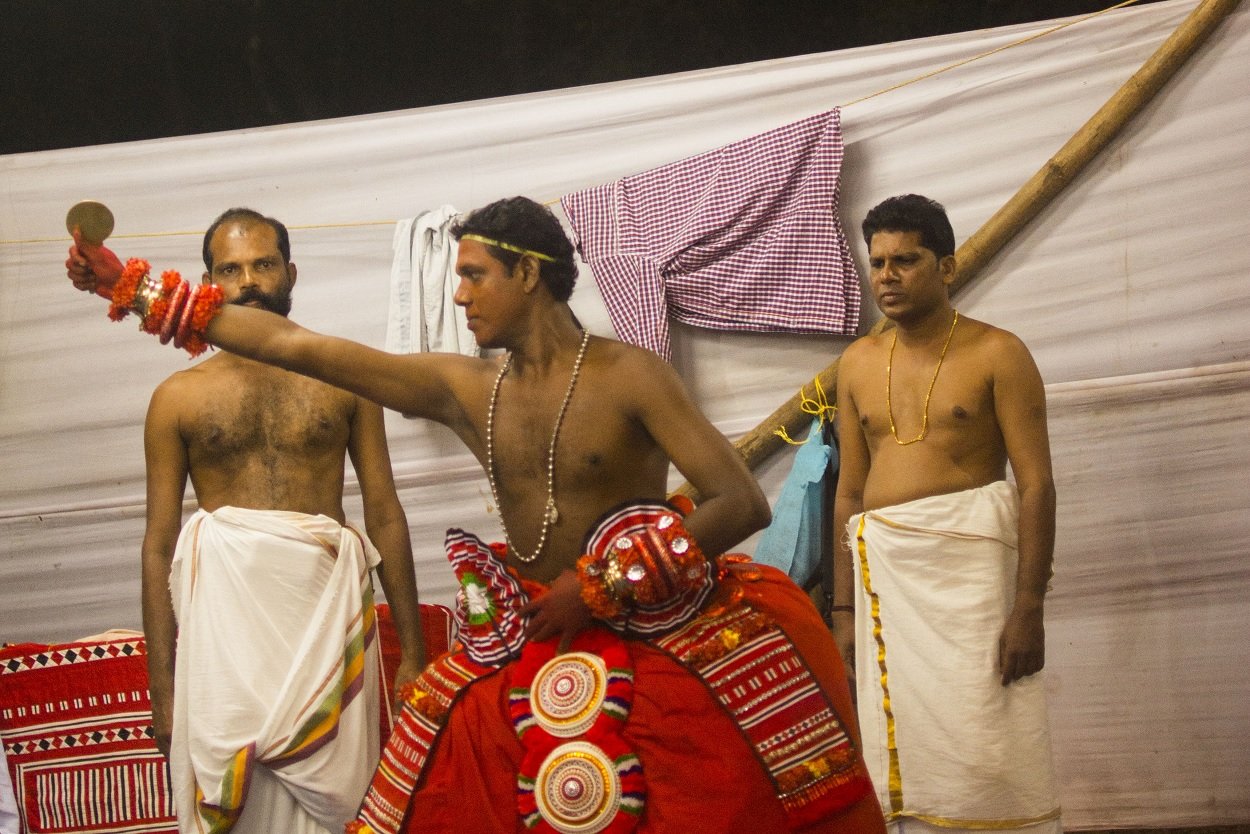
[66,233,472,427]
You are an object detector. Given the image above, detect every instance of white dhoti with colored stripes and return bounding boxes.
[850,482,1061,832]
[169,507,381,833]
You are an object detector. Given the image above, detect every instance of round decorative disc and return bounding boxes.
[534,741,621,834]
[530,651,607,738]
[65,200,115,245]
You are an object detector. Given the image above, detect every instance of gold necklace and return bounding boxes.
[886,310,959,446]
[485,329,590,563]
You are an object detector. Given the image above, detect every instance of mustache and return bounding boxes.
[232,287,268,306]
[230,287,289,315]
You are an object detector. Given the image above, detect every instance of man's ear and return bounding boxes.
[287,261,298,289]
[939,254,956,287]
[202,270,211,285]
[516,255,541,293]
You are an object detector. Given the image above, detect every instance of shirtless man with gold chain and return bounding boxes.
[832,194,1060,833]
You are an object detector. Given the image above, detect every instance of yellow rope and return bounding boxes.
[1,0,1147,249]
[774,376,836,445]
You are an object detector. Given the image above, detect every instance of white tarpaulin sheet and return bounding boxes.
[1,0,1247,827]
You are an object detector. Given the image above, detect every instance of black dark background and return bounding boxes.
[2,1,1159,155]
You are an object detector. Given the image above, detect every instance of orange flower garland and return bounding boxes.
[576,552,622,620]
[108,258,149,321]
[105,258,224,357]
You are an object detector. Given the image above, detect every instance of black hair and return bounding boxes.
[202,207,291,271]
[861,194,956,259]
[450,197,578,301]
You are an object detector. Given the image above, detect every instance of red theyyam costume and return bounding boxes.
[352,503,884,834]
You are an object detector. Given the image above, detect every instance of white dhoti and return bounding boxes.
[168,507,381,833]
[850,481,1060,832]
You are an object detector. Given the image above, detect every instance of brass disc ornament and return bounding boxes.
[65,200,115,245]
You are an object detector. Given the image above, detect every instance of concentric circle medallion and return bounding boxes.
[530,651,607,738]
[534,741,621,833]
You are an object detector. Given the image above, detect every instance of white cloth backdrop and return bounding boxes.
[1,0,1246,827]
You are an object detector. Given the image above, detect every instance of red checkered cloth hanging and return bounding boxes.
[561,109,860,361]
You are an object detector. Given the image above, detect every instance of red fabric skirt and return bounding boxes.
[402,565,884,833]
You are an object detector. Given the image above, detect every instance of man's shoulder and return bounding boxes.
[153,355,352,404]
[152,355,250,394]
[581,337,690,409]
[950,319,1045,396]
[147,362,221,421]
[589,336,669,374]
[839,330,887,371]
[843,331,882,354]
[957,316,1032,358]
[153,360,214,397]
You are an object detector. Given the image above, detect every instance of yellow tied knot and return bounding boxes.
[774,376,836,446]
[720,627,741,652]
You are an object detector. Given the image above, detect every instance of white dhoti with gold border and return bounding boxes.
[849,482,1060,832]
[168,507,381,833]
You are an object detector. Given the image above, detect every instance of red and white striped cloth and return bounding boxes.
[561,109,860,361]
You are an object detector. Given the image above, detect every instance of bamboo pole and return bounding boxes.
[675,0,1240,498]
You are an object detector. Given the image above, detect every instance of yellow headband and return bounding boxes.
[460,233,556,263]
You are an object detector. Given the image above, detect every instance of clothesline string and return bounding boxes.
[838,0,1142,108]
[547,0,1143,206]
[1,0,1145,247]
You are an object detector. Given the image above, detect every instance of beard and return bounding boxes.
[231,286,292,317]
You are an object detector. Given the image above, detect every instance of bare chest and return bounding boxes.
[489,390,619,481]
[486,363,665,493]
[183,370,353,463]
[855,353,999,450]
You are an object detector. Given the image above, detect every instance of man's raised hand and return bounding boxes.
[66,227,123,299]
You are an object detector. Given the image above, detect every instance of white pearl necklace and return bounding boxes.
[485,329,591,564]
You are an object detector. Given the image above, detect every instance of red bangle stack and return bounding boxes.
[109,258,224,357]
